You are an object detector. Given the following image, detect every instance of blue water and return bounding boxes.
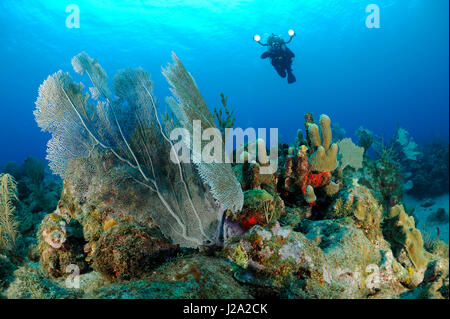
[0,0,448,165]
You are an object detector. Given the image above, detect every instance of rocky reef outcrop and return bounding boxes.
[7,111,442,300]
[34,148,179,282]
[2,110,445,300]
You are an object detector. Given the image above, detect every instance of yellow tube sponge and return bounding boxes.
[319,114,332,151]
[305,185,316,204]
[324,181,340,196]
[307,124,321,148]
[308,114,338,172]
[256,138,268,165]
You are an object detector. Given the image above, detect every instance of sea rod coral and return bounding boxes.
[0,174,19,253]
[34,52,243,248]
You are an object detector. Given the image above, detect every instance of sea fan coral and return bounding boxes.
[34,52,242,248]
[337,138,364,170]
[162,53,243,213]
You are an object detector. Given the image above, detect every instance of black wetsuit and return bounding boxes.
[261,46,296,84]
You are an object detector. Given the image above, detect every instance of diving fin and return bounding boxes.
[287,71,296,84]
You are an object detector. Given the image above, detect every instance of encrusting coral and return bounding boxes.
[5,263,79,299]
[223,222,327,290]
[92,223,176,281]
[228,189,285,232]
[36,212,87,279]
[405,258,449,299]
[327,182,383,242]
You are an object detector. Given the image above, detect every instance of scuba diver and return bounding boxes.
[254,30,296,84]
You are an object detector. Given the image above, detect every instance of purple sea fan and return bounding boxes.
[34,52,243,248]
[223,217,246,242]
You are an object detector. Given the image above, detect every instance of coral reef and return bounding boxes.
[396,128,421,161]
[402,258,449,299]
[277,113,341,209]
[40,148,177,281]
[37,212,87,279]
[223,217,412,299]
[87,256,251,299]
[92,223,176,281]
[1,158,61,246]
[383,204,430,284]
[5,263,79,299]
[404,141,449,198]
[229,189,285,231]
[3,125,446,299]
[2,51,447,300]
[0,254,16,291]
[5,256,251,299]
[326,182,383,242]
[223,222,328,293]
[355,126,374,152]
